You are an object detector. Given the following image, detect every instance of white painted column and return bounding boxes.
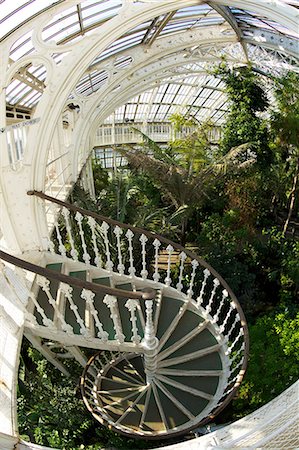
[0,267,26,441]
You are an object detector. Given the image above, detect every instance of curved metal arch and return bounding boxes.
[70,30,243,174]
[244,28,299,60]
[23,0,297,190]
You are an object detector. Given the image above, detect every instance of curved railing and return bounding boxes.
[0,250,155,351]
[27,190,249,423]
[0,250,154,302]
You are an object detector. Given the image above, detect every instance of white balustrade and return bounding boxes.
[153,238,161,282]
[60,283,89,336]
[212,289,228,324]
[187,259,199,298]
[114,226,125,275]
[87,216,102,268]
[62,207,79,261]
[75,211,91,265]
[95,123,222,148]
[126,229,136,277]
[219,303,236,334]
[164,244,174,286]
[81,289,109,341]
[205,278,220,316]
[176,251,187,292]
[103,294,125,343]
[101,221,113,271]
[36,276,73,334]
[139,234,148,280]
[197,268,210,307]
[125,299,141,344]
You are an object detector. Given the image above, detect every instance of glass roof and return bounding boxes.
[1,0,298,125]
[104,74,228,125]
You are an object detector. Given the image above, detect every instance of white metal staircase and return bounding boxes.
[0,190,249,440]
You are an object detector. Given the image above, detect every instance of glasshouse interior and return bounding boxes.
[0,1,298,449]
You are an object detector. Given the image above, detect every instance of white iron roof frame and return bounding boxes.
[1,0,298,110]
[0,1,297,184]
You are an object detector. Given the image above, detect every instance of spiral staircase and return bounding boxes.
[0,190,248,440]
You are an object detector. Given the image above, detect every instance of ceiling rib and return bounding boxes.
[209,3,249,60]
[145,11,176,46]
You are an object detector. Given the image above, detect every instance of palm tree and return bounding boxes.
[118,117,254,245]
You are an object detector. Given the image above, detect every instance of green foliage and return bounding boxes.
[18,344,94,449]
[22,66,299,447]
[18,342,160,450]
[214,64,272,168]
[230,307,299,419]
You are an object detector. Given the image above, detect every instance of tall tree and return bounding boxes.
[271,72,299,234]
[215,64,271,168]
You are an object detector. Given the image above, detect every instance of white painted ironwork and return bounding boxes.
[164,244,174,287]
[125,299,141,344]
[187,259,199,298]
[100,221,113,272]
[153,238,161,282]
[197,268,211,307]
[114,225,125,275]
[60,282,88,337]
[176,251,187,292]
[139,234,148,280]
[103,294,125,344]
[125,229,136,277]
[75,211,91,266]
[62,207,79,262]
[81,289,108,342]
[87,216,102,268]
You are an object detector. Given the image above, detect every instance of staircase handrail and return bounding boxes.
[0,250,155,301]
[27,190,249,381]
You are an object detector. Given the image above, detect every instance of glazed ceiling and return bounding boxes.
[1,0,298,125]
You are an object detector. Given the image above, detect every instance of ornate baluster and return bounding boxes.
[212,289,228,324]
[47,236,55,254]
[230,358,243,375]
[87,216,102,268]
[28,290,55,328]
[139,234,148,279]
[205,278,220,316]
[164,244,174,286]
[125,229,136,277]
[81,289,108,341]
[60,283,89,336]
[75,211,91,265]
[219,302,236,334]
[62,207,78,261]
[230,343,245,364]
[125,299,141,344]
[103,295,125,343]
[53,211,66,257]
[114,226,125,275]
[153,238,161,282]
[101,221,113,271]
[176,251,187,292]
[227,312,241,340]
[187,259,199,298]
[196,268,210,307]
[36,276,73,334]
[142,300,159,383]
[227,328,244,354]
